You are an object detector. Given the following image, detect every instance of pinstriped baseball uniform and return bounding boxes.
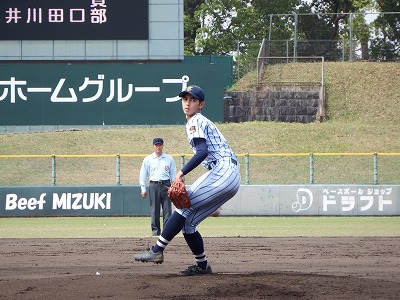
[134,85,240,274]
[178,112,241,234]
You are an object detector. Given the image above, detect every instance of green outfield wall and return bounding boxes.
[1,185,398,217]
[0,59,231,126]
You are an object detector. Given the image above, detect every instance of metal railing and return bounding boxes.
[242,152,400,185]
[0,152,399,186]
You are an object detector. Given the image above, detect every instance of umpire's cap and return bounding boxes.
[179,85,205,101]
[153,138,164,145]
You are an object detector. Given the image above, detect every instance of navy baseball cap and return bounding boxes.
[153,138,164,145]
[179,85,205,101]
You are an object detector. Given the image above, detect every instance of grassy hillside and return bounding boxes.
[1,62,399,185]
[232,62,400,124]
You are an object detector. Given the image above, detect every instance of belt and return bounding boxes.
[150,180,170,184]
[209,157,237,170]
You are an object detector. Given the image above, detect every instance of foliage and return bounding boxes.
[183,0,204,55]
[184,0,300,56]
[183,0,399,73]
[370,0,400,59]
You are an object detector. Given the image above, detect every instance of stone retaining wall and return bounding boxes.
[224,85,324,123]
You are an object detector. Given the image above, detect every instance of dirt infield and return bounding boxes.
[0,237,399,299]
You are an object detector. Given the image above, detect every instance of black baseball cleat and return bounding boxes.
[134,248,164,264]
[180,264,213,276]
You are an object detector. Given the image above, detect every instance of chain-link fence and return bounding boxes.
[266,12,399,61]
[256,53,324,87]
[261,40,353,62]
[234,12,400,82]
[234,40,263,82]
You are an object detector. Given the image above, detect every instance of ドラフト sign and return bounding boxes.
[0,0,148,40]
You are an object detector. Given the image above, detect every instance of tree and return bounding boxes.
[370,0,400,59]
[298,0,399,60]
[183,0,300,55]
[183,1,301,79]
[184,0,205,55]
[183,0,399,79]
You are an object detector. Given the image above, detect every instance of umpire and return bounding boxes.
[139,138,177,236]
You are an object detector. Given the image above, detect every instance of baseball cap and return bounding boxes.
[179,85,205,101]
[153,138,164,145]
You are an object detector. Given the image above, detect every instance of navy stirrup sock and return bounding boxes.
[183,231,208,270]
[152,212,186,253]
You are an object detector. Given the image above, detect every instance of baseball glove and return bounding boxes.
[167,180,191,209]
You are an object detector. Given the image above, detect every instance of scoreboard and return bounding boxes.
[0,0,148,40]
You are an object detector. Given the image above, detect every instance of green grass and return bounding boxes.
[0,216,398,238]
[1,122,399,185]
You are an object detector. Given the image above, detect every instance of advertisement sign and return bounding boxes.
[0,186,148,217]
[0,63,225,125]
[221,185,400,216]
[1,185,398,217]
